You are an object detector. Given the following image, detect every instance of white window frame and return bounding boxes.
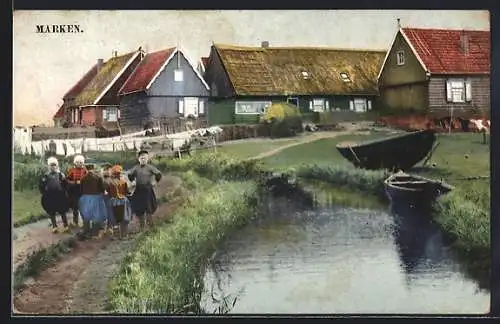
[235,101,272,115]
[183,97,199,117]
[174,69,184,82]
[349,98,368,113]
[198,100,205,115]
[446,78,472,103]
[396,50,405,66]
[178,100,184,114]
[311,98,326,112]
[103,107,119,122]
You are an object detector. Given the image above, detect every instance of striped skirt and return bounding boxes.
[109,197,133,223]
[79,194,108,223]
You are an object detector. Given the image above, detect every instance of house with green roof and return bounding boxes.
[60,47,144,129]
[203,42,386,125]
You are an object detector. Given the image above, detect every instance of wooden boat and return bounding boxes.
[384,171,453,207]
[336,130,436,171]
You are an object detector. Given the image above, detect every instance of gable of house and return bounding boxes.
[63,64,100,100]
[52,106,65,120]
[74,50,141,106]
[211,44,386,97]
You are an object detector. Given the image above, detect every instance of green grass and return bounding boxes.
[108,179,260,314]
[12,190,47,227]
[260,132,392,170]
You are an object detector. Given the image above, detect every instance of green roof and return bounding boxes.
[74,52,137,106]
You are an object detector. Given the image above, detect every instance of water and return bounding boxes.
[201,198,490,314]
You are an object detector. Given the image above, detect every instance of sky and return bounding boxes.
[12,10,490,127]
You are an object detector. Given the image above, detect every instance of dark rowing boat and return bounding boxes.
[336,130,436,171]
[384,171,453,208]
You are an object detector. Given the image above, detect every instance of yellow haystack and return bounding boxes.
[261,102,301,123]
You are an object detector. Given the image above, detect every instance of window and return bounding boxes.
[184,97,199,117]
[235,101,272,115]
[301,71,311,79]
[199,100,205,115]
[349,98,368,112]
[287,97,299,107]
[103,107,118,122]
[178,100,184,114]
[396,50,405,65]
[174,69,184,82]
[446,79,472,103]
[340,72,351,82]
[311,98,326,112]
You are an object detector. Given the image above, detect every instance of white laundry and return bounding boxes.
[55,140,65,156]
[66,140,76,156]
[125,139,135,150]
[31,141,43,156]
[87,140,97,151]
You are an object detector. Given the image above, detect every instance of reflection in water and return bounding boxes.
[201,198,490,314]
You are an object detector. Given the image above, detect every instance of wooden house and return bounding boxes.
[118,47,210,132]
[66,48,144,129]
[203,42,386,125]
[52,106,65,127]
[377,26,490,119]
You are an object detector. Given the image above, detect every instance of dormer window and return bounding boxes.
[301,71,311,79]
[396,50,405,65]
[340,72,351,82]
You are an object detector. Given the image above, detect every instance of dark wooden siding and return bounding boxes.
[119,92,150,132]
[379,31,427,87]
[204,46,235,98]
[428,76,490,117]
[147,52,210,97]
[100,54,143,105]
[146,96,208,119]
[207,99,235,125]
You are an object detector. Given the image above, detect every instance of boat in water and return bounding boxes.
[384,171,453,208]
[336,130,436,171]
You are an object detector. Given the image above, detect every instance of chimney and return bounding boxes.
[460,33,469,55]
[261,41,269,48]
[397,18,401,29]
[113,50,118,57]
[97,59,104,72]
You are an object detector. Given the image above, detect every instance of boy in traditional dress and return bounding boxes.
[66,154,87,228]
[78,163,108,239]
[39,157,71,233]
[108,165,133,239]
[128,150,162,231]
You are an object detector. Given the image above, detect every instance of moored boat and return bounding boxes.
[336,130,436,171]
[384,171,453,208]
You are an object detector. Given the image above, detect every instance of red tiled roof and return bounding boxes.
[62,64,99,99]
[53,106,65,119]
[401,28,490,74]
[119,48,176,95]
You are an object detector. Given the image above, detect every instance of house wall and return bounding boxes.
[100,54,143,105]
[379,83,429,112]
[147,52,210,98]
[428,75,490,117]
[119,92,150,132]
[204,47,235,97]
[378,31,428,87]
[80,107,98,126]
[207,95,378,126]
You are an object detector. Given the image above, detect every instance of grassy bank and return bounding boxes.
[12,190,46,227]
[108,178,261,313]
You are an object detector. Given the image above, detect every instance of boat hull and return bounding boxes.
[336,130,436,171]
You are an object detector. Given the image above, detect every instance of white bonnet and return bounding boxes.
[47,156,59,166]
[73,155,85,164]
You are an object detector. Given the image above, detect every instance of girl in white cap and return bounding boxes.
[66,154,87,227]
[39,156,70,233]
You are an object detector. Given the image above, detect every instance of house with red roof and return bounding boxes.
[57,47,145,129]
[118,47,210,132]
[378,25,490,119]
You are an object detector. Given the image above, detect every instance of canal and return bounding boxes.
[201,193,490,314]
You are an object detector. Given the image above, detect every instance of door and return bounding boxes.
[184,97,199,117]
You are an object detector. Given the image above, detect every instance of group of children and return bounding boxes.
[38,150,162,239]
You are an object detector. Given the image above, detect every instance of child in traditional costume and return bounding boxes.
[78,163,108,239]
[101,163,116,235]
[66,154,88,227]
[128,150,162,230]
[108,165,133,239]
[39,157,70,233]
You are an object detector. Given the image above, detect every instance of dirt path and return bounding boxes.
[249,130,368,160]
[13,174,183,314]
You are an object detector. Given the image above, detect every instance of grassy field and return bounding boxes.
[214,138,297,160]
[12,190,46,227]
